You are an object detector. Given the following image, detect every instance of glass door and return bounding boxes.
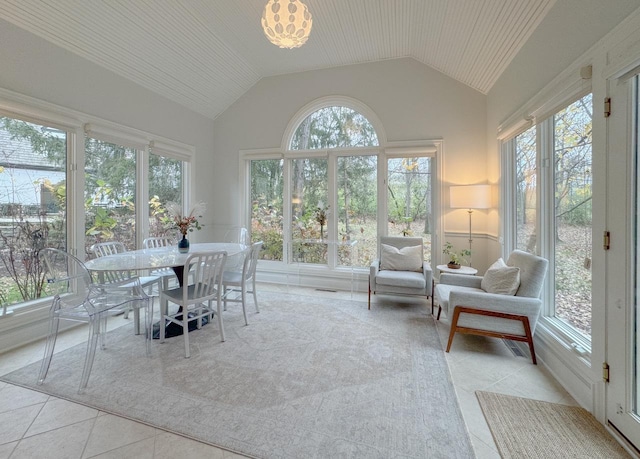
[606,73,640,448]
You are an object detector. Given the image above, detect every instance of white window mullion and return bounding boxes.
[137,147,149,249]
[71,128,85,259]
[328,150,338,268]
[538,118,555,317]
[500,138,516,255]
[283,157,292,264]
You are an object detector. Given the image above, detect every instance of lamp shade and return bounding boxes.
[262,0,313,49]
[450,185,491,209]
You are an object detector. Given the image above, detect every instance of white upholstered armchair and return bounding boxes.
[369,236,433,309]
[434,250,548,364]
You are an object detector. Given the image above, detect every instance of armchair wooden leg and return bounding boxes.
[368,283,371,310]
[445,307,461,352]
[523,318,537,365]
[445,306,537,364]
[437,305,442,321]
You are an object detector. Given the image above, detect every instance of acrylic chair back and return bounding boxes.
[242,241,262,282]
[223,227,250,246]
[40,247,93,312]
[90,240,160,331]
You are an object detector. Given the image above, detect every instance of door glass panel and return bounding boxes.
[553,93,593,338]
[387,157,432,261]
[84,137,137,253]
[516,125,537,253]
[0,117,67,308]
[337,155,376,267]
[290,157,328,264]
[251,159,284,261]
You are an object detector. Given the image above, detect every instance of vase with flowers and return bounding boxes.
[164,202,205,253]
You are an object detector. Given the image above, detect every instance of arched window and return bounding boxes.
[244,97,438,289]
[290,106,379,150]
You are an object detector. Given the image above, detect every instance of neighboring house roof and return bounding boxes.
[0,128,60,171]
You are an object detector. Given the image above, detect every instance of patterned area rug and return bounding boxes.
[1,292,473,459]
[476,391,630,458]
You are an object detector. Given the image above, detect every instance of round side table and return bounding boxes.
[436,264,478,276]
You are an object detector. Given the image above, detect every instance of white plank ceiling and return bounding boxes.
[0,0,556,120]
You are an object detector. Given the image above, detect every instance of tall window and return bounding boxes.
[553,94,593,337]
[387,157,433,260]
[245,101,437,273]
[0,116,67,309]
[290,157,329,264]
[84,137,137,252]
[149,153,183,239]
[515,126,537,252]
[505,92,593,343]
[337,155,377,266]
[250,159,284,261]
[290,106,378,267]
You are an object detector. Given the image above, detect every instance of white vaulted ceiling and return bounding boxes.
[0,0,556,120]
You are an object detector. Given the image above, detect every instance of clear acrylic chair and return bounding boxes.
[223,227,250,271]
[91,241,161,332]
[38,248,151,392]
[222,242,262,325]
[223,227,250,245]
[159,251,227,358]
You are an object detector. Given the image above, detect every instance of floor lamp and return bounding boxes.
[449,185,491,267]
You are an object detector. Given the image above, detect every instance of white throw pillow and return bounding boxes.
[380,244,423,272]
[481,258,520,295]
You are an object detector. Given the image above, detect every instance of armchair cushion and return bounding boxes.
[481,258,520,295]
[448,290,542,336]
[376,269,426,289]
[434,283,484,313]
[380,243,423,272]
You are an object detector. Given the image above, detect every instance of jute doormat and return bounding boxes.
[476,391,630,458]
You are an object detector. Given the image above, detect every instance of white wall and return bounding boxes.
[0,18,218,240]
[213,57,490,269]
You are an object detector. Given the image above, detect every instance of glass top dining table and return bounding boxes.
[84,242,247,283]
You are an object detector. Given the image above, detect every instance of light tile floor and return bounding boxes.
[0,284,576,458]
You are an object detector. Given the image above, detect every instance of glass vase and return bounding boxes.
[178,234,189,253]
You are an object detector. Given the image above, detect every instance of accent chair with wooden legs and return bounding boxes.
[434,250,548,364]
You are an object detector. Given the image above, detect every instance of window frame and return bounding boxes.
[0,89,193,329]
[501,88,594,362]
[240,97,444,284]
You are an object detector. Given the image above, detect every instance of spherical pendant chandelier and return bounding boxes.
[262,0,313,49]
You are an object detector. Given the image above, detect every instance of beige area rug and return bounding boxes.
[1,291,474,459]
[476,391,630,458]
